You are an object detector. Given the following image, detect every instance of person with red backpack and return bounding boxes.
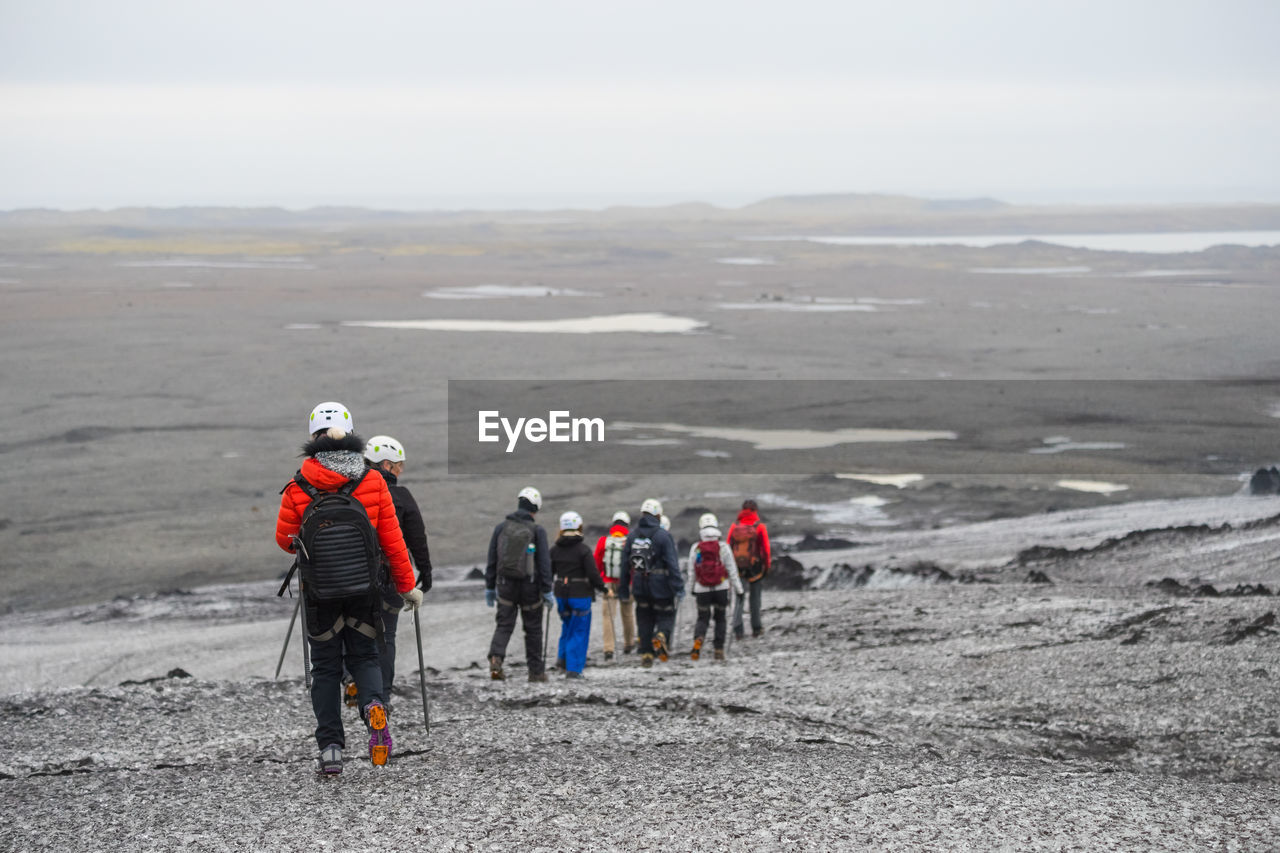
[728,498,771,640]
[593,510,636,660]
[686,513,745,661]
[275,402,422,776]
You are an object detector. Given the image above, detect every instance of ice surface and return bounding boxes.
[610,422,957,450]
[343,313,707,334]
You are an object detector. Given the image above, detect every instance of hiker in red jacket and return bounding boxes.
[276,402,422,776]
[594,510,636,660]
[727,499,771,639]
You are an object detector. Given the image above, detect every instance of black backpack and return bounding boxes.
[629,535,658,577]
[496,517,538,581]
[290,470,384,603]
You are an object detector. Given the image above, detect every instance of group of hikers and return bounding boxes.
[483,490,772,682]
[275,401,772,776]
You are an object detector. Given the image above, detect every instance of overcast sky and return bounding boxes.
[2,0,1278,210]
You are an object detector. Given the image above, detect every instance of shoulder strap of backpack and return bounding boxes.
[337,468,368,497]
[293,473,320,500]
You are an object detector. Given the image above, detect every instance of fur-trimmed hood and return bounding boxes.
[301,432,367,481]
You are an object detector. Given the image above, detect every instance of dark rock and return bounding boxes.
[1221,612,1277,645]
[769,554,808,590]
[1248,466,1280,495]
[1016,545,1073,564]
[465,567,484,581]
[1027,570,1053,584]
[1224,583,1273,597]
[793,533,858,551]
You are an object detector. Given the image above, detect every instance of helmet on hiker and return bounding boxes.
[559,510,583,531]
[698,512,718,530]
[660,515,671,530]
[518,486,542,510]
[641,498,663,517]
[611,510,631,526]
[309,401,353,436]
[364,435,405,464]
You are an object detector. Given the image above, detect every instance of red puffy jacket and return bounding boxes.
[727,508,771,581]
[276,457,416,593]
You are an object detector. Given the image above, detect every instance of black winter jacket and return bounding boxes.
[485,508,553,594]
[551,534,607,600]
[374,468,433,590]
[619,513,683,600]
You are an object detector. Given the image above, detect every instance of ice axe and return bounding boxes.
[412,606,431,735]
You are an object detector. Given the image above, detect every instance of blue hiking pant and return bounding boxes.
[556,596,593,674]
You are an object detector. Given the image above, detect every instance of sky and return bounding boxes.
[2,0,1278,210]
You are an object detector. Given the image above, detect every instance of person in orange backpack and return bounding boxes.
[728,498,771,640]
[593,510,636,660]
[687,513,745,661]
[275,402,422,776]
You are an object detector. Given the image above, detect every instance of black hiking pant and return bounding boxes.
[377,587,402,706]
[694,589,730,649]
[488,576,546,675]
[732,577,764,637]
[634,594,676,654]
[307,595,385,750]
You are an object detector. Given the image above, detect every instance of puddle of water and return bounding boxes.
[284,323,324,330]
[835,473,924,488]
[696,449,733,458]
[424,284,599,299]
[1029,437,1127,455]
[1118,269,1228,278]
[1056,479,1129,494]
[715,257,776,265]
[343,313,707,334]
[611,422,957,450]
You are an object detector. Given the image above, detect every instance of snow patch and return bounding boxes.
[610,422,957,450]
[424,284,599,299]
[1056,480,1129,495]
[344,313,707,334]
[835,473,924,488]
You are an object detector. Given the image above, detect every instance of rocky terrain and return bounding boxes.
[2,494,1278,850]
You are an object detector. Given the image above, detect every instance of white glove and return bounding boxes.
[734,583,745,597]
[401,588,423,610]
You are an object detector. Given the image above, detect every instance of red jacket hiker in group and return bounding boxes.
[276,456,417,595]
[594,521,632,583]
[727,506,771,580]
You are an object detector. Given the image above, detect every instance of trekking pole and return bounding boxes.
[299,581,312,691]
[542,599,552,667]
[413,607,430,736]
[274,596,302,680]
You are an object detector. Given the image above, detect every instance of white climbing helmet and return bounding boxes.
[698,512,719,530]
[309,401,353,436]
[559,510,583,531]
[640,498,663,517]
[611,510,631,525]
[364,435,405,464]
[660,514,671,530]
[518,486,542,510]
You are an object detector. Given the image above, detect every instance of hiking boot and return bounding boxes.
[641,653,654,669]
[365,701,392,766]
[623,644,636,655]
[342,678,358,708]
[554,657,566,671]
[690,636,703,661]
[753,628,765,639]
[318,744,343,776]
[603,651,614,662]
[528,671,549,683]
[489,655,505,681]
[714,648,726,661]
[732,628,745,641]
[653,632,669,663]
[565,671,584,680]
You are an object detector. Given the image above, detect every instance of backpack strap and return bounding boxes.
[293,473,320,499]
[337,468,368,497]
